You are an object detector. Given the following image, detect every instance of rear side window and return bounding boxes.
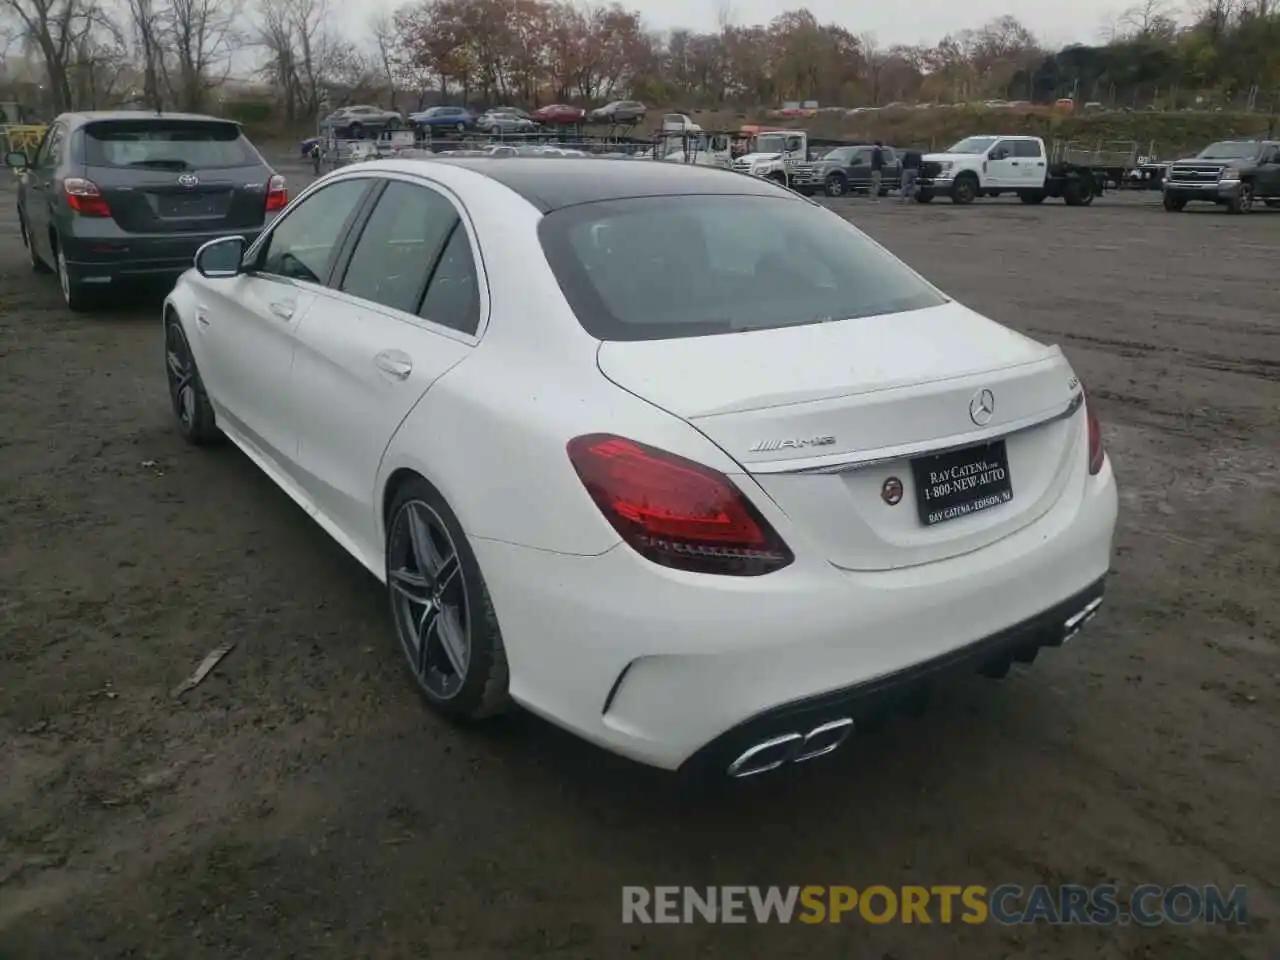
[538,195,946,342]
[83,120,260,170]
[340,181,458,314]
[1013,140,1042,158]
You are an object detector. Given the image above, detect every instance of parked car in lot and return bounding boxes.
[588,100,647,125]
[408,106,475,134]
[1161,139,1280,213]
[475,110,538,134]
[6,110,286,312]
[529,103,585,125]
[321,104,403,138]
[790,143,903,196]
[162,158,1117,778]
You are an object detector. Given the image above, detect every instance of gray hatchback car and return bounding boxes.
[6,111,286,311]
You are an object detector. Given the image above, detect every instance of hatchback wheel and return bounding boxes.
[385,479,509,720]
[20,214,50,273]
[56,243,93,312]
[164,317,220,444]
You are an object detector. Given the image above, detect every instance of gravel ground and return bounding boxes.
[1,175,1277,959]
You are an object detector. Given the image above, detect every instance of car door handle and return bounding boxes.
[1010,161,1020,166]
[374,350,413,380]
[268,299,295,320]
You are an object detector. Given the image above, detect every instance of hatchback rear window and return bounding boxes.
[83,120,260,170]
[537,194,947,341]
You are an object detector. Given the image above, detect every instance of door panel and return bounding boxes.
[289,300,471,549]
[986,140,1019,188]
[194,176,374,471]
[289,178,482,550]
[192,273,318,468]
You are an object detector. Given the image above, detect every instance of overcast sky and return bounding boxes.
[330,0,1132,52]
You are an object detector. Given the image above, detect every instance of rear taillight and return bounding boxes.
[64,178,110,217]
[265,174,288,211]
[567,433,793,576]
[1084,387,1105,475]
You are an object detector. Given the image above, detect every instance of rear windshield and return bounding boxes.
[538,194,946,341]
[83,120,259,170]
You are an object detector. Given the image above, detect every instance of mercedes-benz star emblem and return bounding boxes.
[177,173,199,187]
[969,388,995,426]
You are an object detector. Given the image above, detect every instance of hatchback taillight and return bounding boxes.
[64,178,111,217]
[1083,387,1105,475]
[567,433,793,576]
[265,174,288,211]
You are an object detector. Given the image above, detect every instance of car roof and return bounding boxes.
[413,156,795,212]
[58,110,234,127]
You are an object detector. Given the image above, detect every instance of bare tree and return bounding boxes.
[166,0,241,111]
[257,0,339,121]
[0,0,98,111]
[123,0,164,107]
[370,11,396,108]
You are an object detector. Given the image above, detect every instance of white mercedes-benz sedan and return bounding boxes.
[163,157,1118,778]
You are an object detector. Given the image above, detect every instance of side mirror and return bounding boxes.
[194,236,247,278]
[6,150,29,170]
[990,149,1008,161]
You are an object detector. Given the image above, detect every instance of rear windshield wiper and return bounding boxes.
[125,159,191,170]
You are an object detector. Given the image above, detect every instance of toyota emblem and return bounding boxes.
[969,389,995,426]
[177,173,199,187]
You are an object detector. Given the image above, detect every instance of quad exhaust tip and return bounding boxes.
[1063,596,1104,643]
[727,718,854,778]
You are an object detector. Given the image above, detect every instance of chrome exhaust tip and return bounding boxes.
[727,733,803,778]
[1063,596,1104,643]
[792,718,854,764]
[726,718,855,777]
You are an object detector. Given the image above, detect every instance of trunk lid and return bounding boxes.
[596,302,1084,571]
[81,118,272,234]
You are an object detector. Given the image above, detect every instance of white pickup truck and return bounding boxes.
[914,135,1102,206]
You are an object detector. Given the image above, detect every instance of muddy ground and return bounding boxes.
[1,173,1277,959]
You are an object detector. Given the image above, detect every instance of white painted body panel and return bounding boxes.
[165,157,1119,770]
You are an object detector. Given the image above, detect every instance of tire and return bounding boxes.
[951,175,977,204]
[1063,178,1087,206]
[1226,182,1254,214]
[915,190,934,203]
[385,477,510,721]
[386,117,400,131]
[1018,190,1046,204]
[455,121,465,133]
[164,314,221,445]
[1163,193,1186,212]
[823,172,848,197]
[19,211,50,273]
[54,239,94,312]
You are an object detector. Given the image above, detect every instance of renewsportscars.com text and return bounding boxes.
[622,884,1248,926]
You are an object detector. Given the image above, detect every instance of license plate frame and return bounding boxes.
[910,440,1013,526]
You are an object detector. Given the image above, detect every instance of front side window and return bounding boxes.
[340,181,458,314]
[256,179,371,284]
[948,137,996,154]
[539,194,946,342]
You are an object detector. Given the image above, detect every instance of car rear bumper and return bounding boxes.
[62,228,263,280]
[472,455,1118,773]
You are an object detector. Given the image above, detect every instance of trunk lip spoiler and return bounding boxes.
[743,390,1084,475]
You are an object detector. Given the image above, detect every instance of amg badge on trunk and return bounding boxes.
[748,436,837,453]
